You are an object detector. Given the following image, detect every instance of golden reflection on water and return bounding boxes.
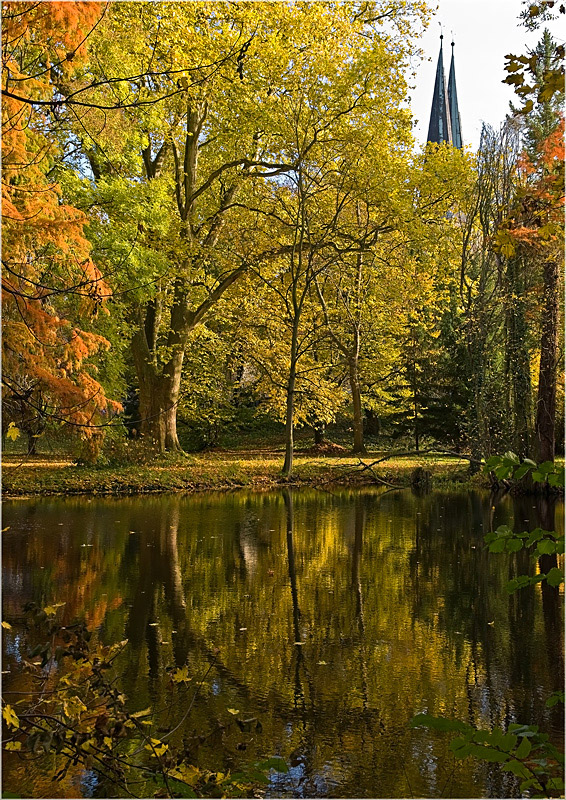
[2,488,564,798]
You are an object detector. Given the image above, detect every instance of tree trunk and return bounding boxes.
[282,319,300,477]
[27,431,37,456]
[132,331,184,454]
[364,408,380,437]
[313,420,326,444]
[535,258,559,464]
[505,257,533,459]
[349,359,366,454]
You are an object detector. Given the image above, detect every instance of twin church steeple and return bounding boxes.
[427,36,462,148]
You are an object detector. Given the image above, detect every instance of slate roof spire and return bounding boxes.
[447,40,463,149]
[427,35,453,146]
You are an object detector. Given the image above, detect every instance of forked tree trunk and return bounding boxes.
[535,258,559,464]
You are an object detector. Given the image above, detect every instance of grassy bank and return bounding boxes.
[2,447,485,498]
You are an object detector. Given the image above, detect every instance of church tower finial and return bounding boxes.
[447,40,463,149]
[426,35,453,146]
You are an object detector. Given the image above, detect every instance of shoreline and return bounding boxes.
[2,451,487,498]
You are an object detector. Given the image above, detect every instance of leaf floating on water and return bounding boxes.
[131,707,152,719]
[2,704,19,729]
[294,641,304,645]
[239,627,247,631]
[148,622,159,627]
[171,666,191,683]
[317,660,327,665]
[5,741,22,751]
[227,708,240,715]
[487,621,495,626]
[43,603,65,616]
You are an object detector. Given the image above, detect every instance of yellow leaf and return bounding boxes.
[227,708,240,715]
[171,666,191,683]
[145,737,169,757]
[6,423,20,442]
[2,704,20,729]
[103,737,112,748]
[171,764,201,786]
[2,621,12,630]
[131,707,152,718]
[43,602,65,616]
[5,741,22,751]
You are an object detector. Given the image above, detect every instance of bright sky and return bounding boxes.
[409,0,560,151]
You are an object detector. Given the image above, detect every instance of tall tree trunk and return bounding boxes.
[349,358,366,454]
[535,258,559,464]
[505,257,533,459]
[132,329,184,454]
[282,318,300,477]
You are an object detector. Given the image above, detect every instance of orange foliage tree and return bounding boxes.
[2,2,121,453]
[496,119,564,462]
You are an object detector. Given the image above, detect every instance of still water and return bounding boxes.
[2,488,564,798]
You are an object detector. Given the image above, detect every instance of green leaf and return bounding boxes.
[506,539,524,553]
[531,471,545,482]
[509,724,538,736]
[545,691,565,708]
[489,730,517,752]
[526,528,545,546]
[513,464,531,480]
[503,758,530,778]
[468,744,509,762]
[449,738,472,758]
[545,567,564,587]
[536,539,556,555]
[488,539,506,553]
[515,736,532,759]
[494,465,512,480]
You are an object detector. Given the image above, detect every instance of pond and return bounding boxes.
[2,487,564,798]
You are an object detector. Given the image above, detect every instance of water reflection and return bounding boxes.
[2,488,564,799]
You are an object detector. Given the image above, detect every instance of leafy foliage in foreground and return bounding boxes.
[1,604,286,798]
[484,451,565,487]
[484,522,564,590]
[410,714,564,798]
[410,453,564,798]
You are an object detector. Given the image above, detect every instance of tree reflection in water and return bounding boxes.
[2,488,563,799]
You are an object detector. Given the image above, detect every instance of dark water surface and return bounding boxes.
[2,488,564,798]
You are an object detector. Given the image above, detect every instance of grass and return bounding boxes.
[2,444,484,498]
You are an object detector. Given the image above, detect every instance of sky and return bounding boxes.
[409,0,559,151]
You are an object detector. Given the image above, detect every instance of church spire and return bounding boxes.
[448,40,463,149]
[427,35,452,146]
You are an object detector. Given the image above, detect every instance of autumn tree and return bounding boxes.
[1,1,121,454]
[66,1,429,456]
